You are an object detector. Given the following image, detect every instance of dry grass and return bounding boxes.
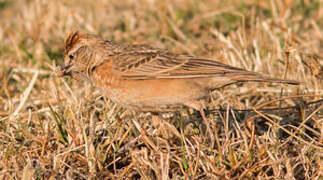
[0,0,322,179]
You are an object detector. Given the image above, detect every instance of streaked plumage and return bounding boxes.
[57,31,299,140]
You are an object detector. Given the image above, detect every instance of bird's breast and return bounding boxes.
[92,64,207,112]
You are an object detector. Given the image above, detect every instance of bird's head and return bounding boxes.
[57,31,109,81]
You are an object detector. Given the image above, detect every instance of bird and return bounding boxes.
[57,31,299,142]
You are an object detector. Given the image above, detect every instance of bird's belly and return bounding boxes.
[102,79,205,112]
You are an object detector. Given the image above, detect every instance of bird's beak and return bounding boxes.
[56,65,72,77]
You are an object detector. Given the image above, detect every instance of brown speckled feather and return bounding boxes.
[110,45,299,85]
[58,31,300,142]
[111,45,247,77]
[64,31,84,55]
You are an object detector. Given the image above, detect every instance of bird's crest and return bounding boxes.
[64,30,84,55]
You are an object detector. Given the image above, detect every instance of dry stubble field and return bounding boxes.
[0,0,322,179]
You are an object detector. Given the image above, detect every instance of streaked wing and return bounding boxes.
[111,45,252,79]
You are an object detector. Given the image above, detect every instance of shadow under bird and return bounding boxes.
[57,31,299,141]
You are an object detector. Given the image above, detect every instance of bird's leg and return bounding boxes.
[151,114,159,128]
[199,108,215,146]
[151,114,166,138]
[131,112,157,151]
[186,101,215,146]
[152,113,181,139]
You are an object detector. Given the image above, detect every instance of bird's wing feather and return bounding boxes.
[111,45,254,80]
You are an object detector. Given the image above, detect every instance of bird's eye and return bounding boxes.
[69,55,74,60]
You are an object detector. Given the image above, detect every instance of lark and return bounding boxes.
[57,31,299,142]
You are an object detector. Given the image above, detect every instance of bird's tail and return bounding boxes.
[229,73,300,85]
